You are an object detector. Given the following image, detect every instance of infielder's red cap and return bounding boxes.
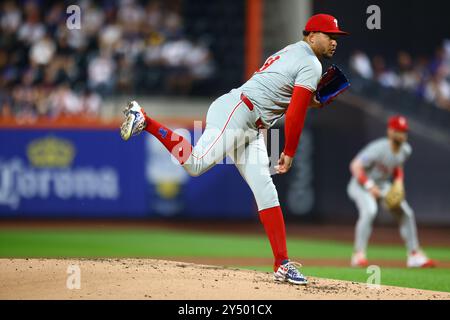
[388,115,409,132]
[304,14,349,35]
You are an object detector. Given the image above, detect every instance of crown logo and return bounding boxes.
[156,181,181,199]
[27,136,75,168]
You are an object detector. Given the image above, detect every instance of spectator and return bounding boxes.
[185,39,215,81]
[116,55,134,93]
[88,50,116,96]
[81,89,102,116]
[372,55,400,88]
[145,1,164,30]
[82,1,105,37]
[161,38,193,94]
[424,65,450,110]
[1,1,22,34]
[349,50,373,80]
[48,82,82,116]
[99,22,123,52]
[17,2,45,45]
[30,34,56,66]
[44,3,65,35]
[396,51,420,90]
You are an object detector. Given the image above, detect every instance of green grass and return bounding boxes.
[1,228,449,260]
[0,229,270,258]
[1,228,449,292]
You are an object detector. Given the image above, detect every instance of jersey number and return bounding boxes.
[257,55,280,72]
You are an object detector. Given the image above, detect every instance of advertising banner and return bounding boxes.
[0,129,147,217]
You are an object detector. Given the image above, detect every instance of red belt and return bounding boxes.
[240,93,265,129]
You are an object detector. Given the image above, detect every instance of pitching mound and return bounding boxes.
[0,259,448,300]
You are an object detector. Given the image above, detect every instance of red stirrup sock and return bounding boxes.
[259,206,289,271]
[144,115,193,165]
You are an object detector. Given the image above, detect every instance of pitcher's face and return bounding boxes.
[314,32,338,59]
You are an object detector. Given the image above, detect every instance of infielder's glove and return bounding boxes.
[384,180,405,210]
[315,65,350,106]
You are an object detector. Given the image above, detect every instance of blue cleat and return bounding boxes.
[273,260,308,285]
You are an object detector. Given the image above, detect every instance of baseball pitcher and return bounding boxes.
[348,115,435,268]
[121,14,349,285]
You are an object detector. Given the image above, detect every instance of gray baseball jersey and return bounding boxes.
[183,41,322,211]
[238,40,322,127]
[347,138,418,255]
[355,137,412,186]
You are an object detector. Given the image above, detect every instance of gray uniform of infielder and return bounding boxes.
[347,138,419,254]
[183,40,322,210]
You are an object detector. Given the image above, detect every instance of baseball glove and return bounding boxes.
[315,65,350,106]
[384,180,405,210]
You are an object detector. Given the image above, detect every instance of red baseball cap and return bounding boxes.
[388,115,409,132]
[304,14,349,35]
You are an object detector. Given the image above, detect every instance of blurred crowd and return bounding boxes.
[349,41,450,111]
[0,0,215,121]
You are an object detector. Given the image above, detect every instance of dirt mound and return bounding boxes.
[0,259,448,300]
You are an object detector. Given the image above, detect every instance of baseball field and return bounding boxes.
[1,221,449,300]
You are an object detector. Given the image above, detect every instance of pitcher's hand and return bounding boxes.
[309,95,323,109]
[275,152,293,174]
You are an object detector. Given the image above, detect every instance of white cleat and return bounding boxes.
[120,101,147,141]
[407,250,436,268]
[351,251,369,268]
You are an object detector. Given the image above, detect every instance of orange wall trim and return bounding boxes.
[0,116,205,130]
[245,0,263,80]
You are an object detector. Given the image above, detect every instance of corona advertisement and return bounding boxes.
[0,129,147,217]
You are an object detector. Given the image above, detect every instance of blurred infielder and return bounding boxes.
[348,115,436,268]
[121,14,349,285]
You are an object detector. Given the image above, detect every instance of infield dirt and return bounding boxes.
[1,258,449,300]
